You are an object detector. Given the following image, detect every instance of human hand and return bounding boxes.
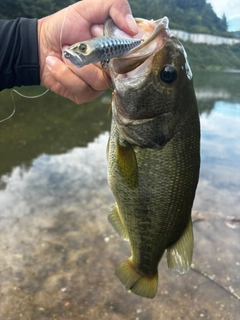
[38,0,138,104]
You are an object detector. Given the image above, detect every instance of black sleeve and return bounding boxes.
[0,18,40,91]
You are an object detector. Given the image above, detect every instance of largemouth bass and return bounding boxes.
[105,17,200,299]
[63,36,142,68]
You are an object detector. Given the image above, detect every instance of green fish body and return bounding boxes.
[105,17,200,299]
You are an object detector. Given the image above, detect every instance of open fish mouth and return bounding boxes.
[104,17,172,77]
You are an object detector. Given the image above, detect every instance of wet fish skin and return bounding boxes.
[63,36,142,68]
[105,18,200,298]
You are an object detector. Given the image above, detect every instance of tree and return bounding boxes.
[221,14,228,32]
[0,0,233,37]
[0,0,75,19]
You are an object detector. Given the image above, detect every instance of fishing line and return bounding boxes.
[0,6,71,124]
[60,4,113,109]
[60,5,70,53]
[60,5,110,77]
[191,264,240,301]
[0,88,49,123]
[60,5,76,70]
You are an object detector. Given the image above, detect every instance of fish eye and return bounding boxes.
[160,65,177,84]
[79,43,87,53]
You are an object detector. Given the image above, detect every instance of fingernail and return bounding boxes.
[125,14,138,34]
[46,56,57,67]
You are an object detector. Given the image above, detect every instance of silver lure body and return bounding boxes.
[64,36,142,68]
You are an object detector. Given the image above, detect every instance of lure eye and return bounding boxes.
[160,65,177,84]
[79,43,87,53]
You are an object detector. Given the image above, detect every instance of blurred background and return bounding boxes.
[1,0,240,70]
[0,1,240,319]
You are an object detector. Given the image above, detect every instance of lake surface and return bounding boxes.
[0,71,239,319]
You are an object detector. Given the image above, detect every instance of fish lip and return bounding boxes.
[104,17,171,77]
[123,17,170,55]
[104,16,169,40]
[63,49,84,68]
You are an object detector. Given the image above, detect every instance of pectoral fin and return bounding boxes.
[116,138,138,189]
[166,218,194,274]
[108,203,129,240]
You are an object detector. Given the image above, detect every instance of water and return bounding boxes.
[0,71,239,319]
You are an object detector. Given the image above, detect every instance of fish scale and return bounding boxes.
[105,17,200,299]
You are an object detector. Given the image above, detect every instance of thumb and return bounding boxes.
[119,13,138,35]
[80,0,138,36]
[109,0,138,35]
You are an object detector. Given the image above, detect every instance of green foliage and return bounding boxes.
[234,31,240,39]
[0,0,75,19]
[128,0,240,70]
[129,0,235,37]
[1,0,239,70]
[184,42,240,70]
[0,0,236,37]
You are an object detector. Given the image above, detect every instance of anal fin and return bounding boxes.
[167,217,194,274]
[108,203,129,240]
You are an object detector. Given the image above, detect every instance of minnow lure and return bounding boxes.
[63,36,142,68]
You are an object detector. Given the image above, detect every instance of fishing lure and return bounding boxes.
[63,36,142,68]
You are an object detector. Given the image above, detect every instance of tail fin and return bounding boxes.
[115,258,158,299]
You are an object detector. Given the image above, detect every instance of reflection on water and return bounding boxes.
[0,133,110,217]
[0,71,240,319]
[194,101,240,216]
